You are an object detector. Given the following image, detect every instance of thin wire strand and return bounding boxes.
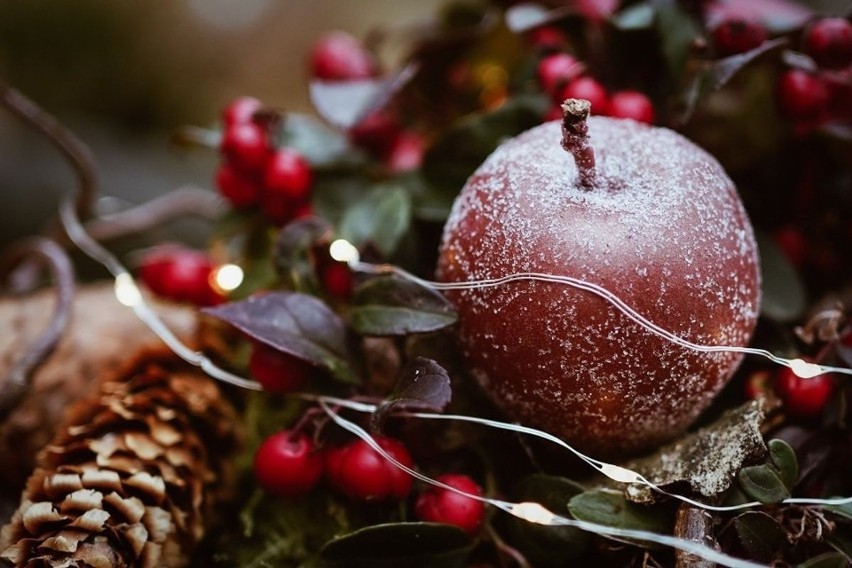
[354,261,852,378]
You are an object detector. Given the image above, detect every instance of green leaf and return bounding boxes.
[339,184,412,258]
[825,500,852,522]
[272,217,334,293]
[826,525,852,559]
[738,464,790,504]
[423,94,548,192]
[319,522,473,568]
[568,489,673,539]
[278,113,356,168]
[202,292,359,384]
[612,1,654,30]
[351,276,457,336]
[652,0,701,82]
[797,552,851,568]
[312,170,375,226]
[768,438,799,491]
[733,511,786,562]
[757,232,806,322]
[505,475,591,566]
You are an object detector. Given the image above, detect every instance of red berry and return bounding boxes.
[415,474,485,535]
[537,53,581,96]
[557,76,610,114]
[776,69,829,120]
[310,31,378,81]
[215,162,260,208]
[220,122,271,173]
[264,148,312,201]
[325,436,414,501]
[254,431,323,497]
[775,366,835,420]
[711,19,767,56]
[222,96,262,127]
[606,90,655,124]
[349,110,400,156]
[384,132,424,173]
[138,248,223,306]
[321,261,354,300]
[803,17,852,70]
[526,26,568,51]
[249,343,312,393]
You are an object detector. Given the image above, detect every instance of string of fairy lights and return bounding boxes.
[59,195,851,568]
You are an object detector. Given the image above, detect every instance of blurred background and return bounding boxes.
[0,0,444,247]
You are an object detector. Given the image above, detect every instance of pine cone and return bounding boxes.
[0,283,198,492]
[0,349,241,567]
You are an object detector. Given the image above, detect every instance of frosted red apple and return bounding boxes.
[437,100,760,456]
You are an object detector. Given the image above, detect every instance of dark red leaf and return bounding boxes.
[372,357,451,429]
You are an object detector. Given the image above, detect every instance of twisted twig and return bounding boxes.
[0,238,75,420]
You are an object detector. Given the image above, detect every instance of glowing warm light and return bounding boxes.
[511,502,556,525]
[599,464,643,484]
[329,239,360,265]
[789,358,824,379]
[214,263,244,292]
[114,273,142,307]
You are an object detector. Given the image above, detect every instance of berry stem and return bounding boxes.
[560,98,597,190]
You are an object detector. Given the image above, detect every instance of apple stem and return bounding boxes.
[560,99,597,190]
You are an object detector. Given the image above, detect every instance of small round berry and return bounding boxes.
[803,17,852,70]
[607,90,655,124]
[215,162,260,208]
[776,69,829,120]
[310,31,378,81]
[264,148,313,202]
[711,19,767,56]
[537,53,581,96]
[526,26,568,51]
[222,96,262,127]
[384,132,425,173]
[557,76,610,114]
[254,430,324,497]
[249,343,312,393]
[325,436,414,501]
[349,110,400,156]
[139,248,223,306]
[775,365,835,420]
[415,474,485,535]
[220,122,271,173]
[321,261,354,300]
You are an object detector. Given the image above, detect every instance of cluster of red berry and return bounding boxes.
[216,97,313,224]
[531,31,655,124]
[253,430,485,535]
[775,18,852,128]
[746,362,837,421]
[138,247,224,307]
[310,31,425,172]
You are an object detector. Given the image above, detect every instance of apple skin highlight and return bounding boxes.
[437,112,761,457]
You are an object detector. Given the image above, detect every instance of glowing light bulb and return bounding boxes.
[789,358,824,379]
[599,464,643,484]
[511,502,556,525]
[214,263,244,292]
[329,239,360,266]
[115,273,142,307]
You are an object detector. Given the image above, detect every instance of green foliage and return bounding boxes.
[733,511,786,562]
[350,276,457,336]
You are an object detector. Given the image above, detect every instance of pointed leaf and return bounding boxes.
[339,185,412,258]
[568,490,673,538]
[273,217,334,293]
[757,232,806,322]
[202,292,358,384]
[351,276,457,336]
[738,464,790,504]
[276,113,357,168]
[506,475,591,566]
[310,64,418,129]
[653,0,701,81]
[612,1,654,30]
[768,438,798,491]
[504,3,568,32]
[733,511,786,562]
[373,357,451,429]
[704,0,813,34]
[319,522,473,568]
[825,500,852,522]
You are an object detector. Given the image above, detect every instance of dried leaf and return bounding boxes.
[617,398,774,502]
[203,291,358,384]
[351,276,457,336]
